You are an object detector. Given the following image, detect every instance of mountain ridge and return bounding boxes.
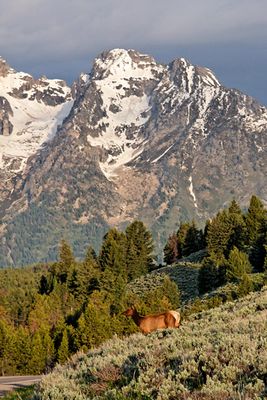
[0,49,266,266]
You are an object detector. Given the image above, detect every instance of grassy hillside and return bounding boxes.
[34,287,267,400]
[127,261,201,304]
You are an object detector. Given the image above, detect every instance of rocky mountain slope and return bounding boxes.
[0,49,266,266]
[0,56,73,211]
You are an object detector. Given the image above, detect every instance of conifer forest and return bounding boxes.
[0,195,266,381]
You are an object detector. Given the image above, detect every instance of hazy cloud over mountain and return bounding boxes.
[0,0,267,104]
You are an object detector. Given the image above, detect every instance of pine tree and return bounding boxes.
[237,273,253,296]
[28,331,47,374]
[98,229,128,311]
[198,257,225,294]
[245,196,267,271]
[84,246,97,264]
[206,210,230,261]
[81,246,101,296]
[58,240,76,283]
[67,268,80,298]
[0,320,16,375]
[264,240,267,271]
[75,293,112,349]
[57,328,69,364]
[250,225,267,271]
[182,221,204,256]
[176,222,191,258]
[38,275,50,295]
[49,240,76,284]
[99,228,127,278]
[13,326,32,374]
[59,239,75,268]
[226,247,252,283]
[164,233,179,265]
[226,199,246,254]
[42,329,55,371]
[206,202,246,261]
[245,195,266,245]
[125,220,155,279]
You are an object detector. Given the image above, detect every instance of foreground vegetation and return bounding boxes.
[0,196,266,378]
[34,287,267,400]
[1,386,35,400]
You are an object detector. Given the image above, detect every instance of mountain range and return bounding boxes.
[0,49,266,266]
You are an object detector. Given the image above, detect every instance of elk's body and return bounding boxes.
[123,306,180,334]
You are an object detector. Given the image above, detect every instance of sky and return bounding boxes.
[1,0,267,105]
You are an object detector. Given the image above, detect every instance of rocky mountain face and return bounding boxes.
[0,56,73,218]
[0,49,266,266]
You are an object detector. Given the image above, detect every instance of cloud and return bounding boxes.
[0,0,266,104]
[1,0,267,59]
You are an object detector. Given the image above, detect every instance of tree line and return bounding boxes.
[0,221,179,375]
[0,195,266,376]
[164,195,267,293]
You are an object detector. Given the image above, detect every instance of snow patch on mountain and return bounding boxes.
[189,175,198,208]
[152,144,174,163]
[87,49,164,179]
[93,48,160,80]
[0,67,73,172]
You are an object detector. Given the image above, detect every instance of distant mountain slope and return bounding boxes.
[35,287,267,400]
[0,56,73,212]
[0,49,266,266]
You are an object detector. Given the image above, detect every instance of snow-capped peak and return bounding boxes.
[0,60,73,174]
[85,49,165,179]
[92,48,160,81]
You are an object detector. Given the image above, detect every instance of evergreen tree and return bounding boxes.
[38,275,51,295]
[68,247,101,300]
[125,220,155,279]
[164,233,179,265]
[206,210,230,261]
[203,219,211,247]
[59,240,75,268]
[57,328,69,364]
[99,228,127,278]
[75,293,113,350]
[245,195,266,245]
[206,202,246,261]
[237,273,254,297]
[198,257,225,294]
[28,331,47,374]
[176,222,191,258]
[13,326,32,374]
[250,224,267,271]
[226,247,252,283]
[81,246,101,296]
[84,246,97,264]
[264,240,267,271]
[67,268,80,298]
[49,240,76,284]
[0,320,16,375]
[245,196,267,271]
[42,328,55,371]
[98,229,128,312]
[183,221,204,256]
[226,199,246,254]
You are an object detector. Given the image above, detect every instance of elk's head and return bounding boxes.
[122,305,136,317]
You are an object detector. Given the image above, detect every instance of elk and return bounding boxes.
[122,306,180,334]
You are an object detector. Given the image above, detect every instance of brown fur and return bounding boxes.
[122,306,180,334]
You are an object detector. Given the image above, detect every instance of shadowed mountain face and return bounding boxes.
[0,49,266,266]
